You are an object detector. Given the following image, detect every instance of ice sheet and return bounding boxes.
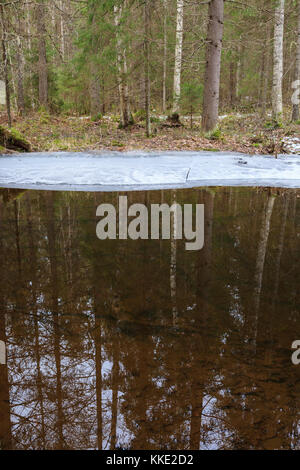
[0,151,299,191]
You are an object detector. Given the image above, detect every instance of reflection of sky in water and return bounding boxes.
[0,187,299,450]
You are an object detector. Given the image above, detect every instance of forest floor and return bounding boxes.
[1,111,300,155]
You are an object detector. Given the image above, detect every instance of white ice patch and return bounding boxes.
[0,151,299,191]
[282,136,300,155]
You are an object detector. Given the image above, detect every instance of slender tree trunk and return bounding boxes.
[272,0,285,120]
[248,194,275,351]
[261,19,272,117]
[0,204,11,450]
[229,61,236,108]
[172,0,184,114]
[25,2,35,109]
[253,195,275,318]
[7,42,17,111]
[110,337,119,450]
[94,315,103,450]
[36,0,48,107]
[202,0,224,132]
[89,8,101,117]
[114,4,125,123]
[90,64,101,117]
[162,0,167,113]
[144,0,151,137]
[235,42,241,103]
[0,312,11,450]
[60,0,65,61]
[122,47,131,123]
[16,35,25,115]
[190,387,203,450]
[26,199,46,448]
[0,4,12,127]
[114,3,132,128]
[170,191,178,327]
[292,0,300,121]
[46,194,64,449]
[93,195,103,451]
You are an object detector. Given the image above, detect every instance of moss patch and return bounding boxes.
[0,126,31,152]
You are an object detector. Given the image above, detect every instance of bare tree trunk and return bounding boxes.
[0,205,11,449]
[16,35,25,115]
[0,313,11,450]
[235,42,241,103]
[144,0,151,137]
[94,315,103,450]
[110,337,119,450]
[36,0,48,107]
[93,194,103,450]
[249,194,275,351]
[202,0,224,132]
[190,386,203,450]
[90,63,101,117]
[172,0,184,114]
[114,4,125,123]
[26,199,46,448]
[261,18,272,117]
[0,4,12,127]
[162,0,167,113]
[114,3,132,128]
[60,0,65,61]
[292,0,300,121]
[272,0,285,121]
[229,61,236,108]
[170,191,178,327]
[89,9,101,118]
[25,1,35,109]
[46,194,64,449]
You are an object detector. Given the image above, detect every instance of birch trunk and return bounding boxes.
[202,0,224,132]
[292,0,300,121]
[172,0,184,114]
[249,194,275,351]
[0,314,10,449]
[0,4,12,127]
[170,191,178,327]
[272,0,285,120]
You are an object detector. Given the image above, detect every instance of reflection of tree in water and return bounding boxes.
[0,187,299,450]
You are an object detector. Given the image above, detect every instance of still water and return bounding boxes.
[0,187,299,450]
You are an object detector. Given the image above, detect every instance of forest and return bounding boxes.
[0,0,299,154]
[0,0,300,453]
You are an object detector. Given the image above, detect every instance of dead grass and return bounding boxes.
[4,111,300,155]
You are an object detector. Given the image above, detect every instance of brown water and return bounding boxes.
[0,187,299,450]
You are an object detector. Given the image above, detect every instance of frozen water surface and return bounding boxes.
[0,151,299,190]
